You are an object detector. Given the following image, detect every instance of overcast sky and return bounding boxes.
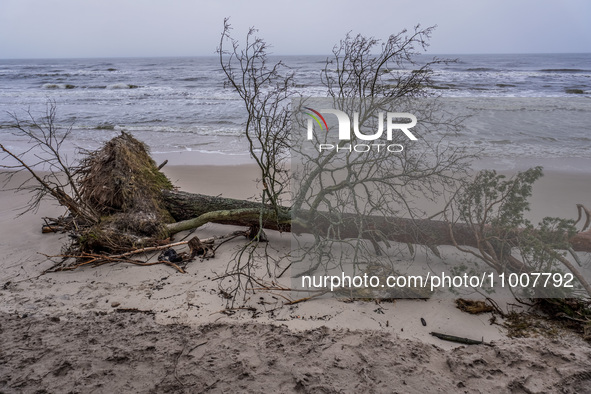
[0,0,589,59]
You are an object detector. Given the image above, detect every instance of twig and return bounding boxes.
[114,308,155,315]
[188,341,208,353]
[157,159,168,170]
[568,246,584,267]
[575,204,591,232]
[277,261,292,278]
[548,247,591,298]
[209,306,257,316]
[285,289,330,305]
[556,312,590,324]
[430,331,491,346]
[485,296,506,318]
[173,343,192,388]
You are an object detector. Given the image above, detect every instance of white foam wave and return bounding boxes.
[107,83,140,89]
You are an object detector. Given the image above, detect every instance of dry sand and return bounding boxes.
[1,161,591,393]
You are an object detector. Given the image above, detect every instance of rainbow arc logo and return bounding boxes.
[303,107,329,132]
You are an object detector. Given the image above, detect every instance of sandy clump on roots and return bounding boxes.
[75,132,175,252]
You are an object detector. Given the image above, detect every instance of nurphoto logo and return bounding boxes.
[302,107,418,153]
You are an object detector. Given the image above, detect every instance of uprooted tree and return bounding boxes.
[2,105,591,301]
[1,21,591,315]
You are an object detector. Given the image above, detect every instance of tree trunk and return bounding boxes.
[162,190,291,233]
[162,190,591,252]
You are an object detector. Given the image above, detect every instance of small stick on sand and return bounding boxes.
[430,331,493,346]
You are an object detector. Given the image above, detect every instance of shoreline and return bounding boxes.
[152,150,255,167]
[153,151,591,172]
[472,156,591,175]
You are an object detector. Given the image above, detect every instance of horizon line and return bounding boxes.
[1,51,591,61]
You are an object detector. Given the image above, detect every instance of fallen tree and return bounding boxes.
[3,101,591,303]
[163,189,591,253]
[162,180,591,298]
[4,127,589,263]
[2,21,591,310]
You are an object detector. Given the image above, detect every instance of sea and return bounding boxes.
[0,53,590,166]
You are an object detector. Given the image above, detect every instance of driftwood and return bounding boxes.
[430,332,489,346]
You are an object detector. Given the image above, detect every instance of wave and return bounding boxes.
[180,77,206,81]
[42,83,136,90]
[540,68,590,73]
[565,88,586,94]
[107,83,141,89]
[4,72,73,79]
[465,67,497,72]
[42,83,76,89]
[95,123,116,130]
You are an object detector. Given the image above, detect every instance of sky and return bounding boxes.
[0,0,589,59]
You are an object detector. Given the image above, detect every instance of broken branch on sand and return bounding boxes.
[430,332,491,346]
[42,233,241,273]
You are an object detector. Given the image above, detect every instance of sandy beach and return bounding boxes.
[1,0,590,390]
[2,158,591,393]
